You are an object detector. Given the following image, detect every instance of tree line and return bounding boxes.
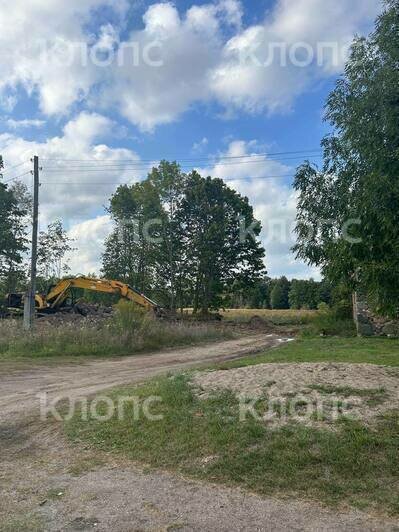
[226,276,332,310]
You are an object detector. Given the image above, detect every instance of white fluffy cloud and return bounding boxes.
[67,215,113,274]
[199,140,320,279]
[0,0,128,114]
[210,0,381,113]
[0,0,380,127]
[0,112,147,224]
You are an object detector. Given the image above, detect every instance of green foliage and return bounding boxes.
[37,220,75,279]
[103,163,266,314]
[0,165,29,296]
[293,1,399,317]
[302,310,356,338]
[289,278,326,310]
[270,276,290,309]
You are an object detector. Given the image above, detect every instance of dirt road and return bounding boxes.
[1,334,398,531]
[0,334,286,420]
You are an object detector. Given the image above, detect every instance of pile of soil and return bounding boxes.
[38,303,113,325]
[193,362,399,428]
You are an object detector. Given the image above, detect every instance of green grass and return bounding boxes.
[217,336,399,370]
[66,374,399,515]
[0,302,231,359]
[307,385,388,407]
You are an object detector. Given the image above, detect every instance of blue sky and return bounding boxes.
[0,0,381,277]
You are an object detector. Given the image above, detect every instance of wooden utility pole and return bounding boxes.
[23,156,39,331]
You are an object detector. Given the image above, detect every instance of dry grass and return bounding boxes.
[0,302,232,359]
[220,308,316,325]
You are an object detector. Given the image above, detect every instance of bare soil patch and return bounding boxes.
[1,417,398,532]
[0,334,284,421]
[193,362,399,427]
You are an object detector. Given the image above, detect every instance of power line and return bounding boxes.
[42,155,322,171]
[1,160,30,175]
[42,157,321,175]
[3,170,32,184]
[40,149,322,164]
[40,174,295,185]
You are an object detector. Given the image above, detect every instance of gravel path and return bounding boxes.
[0,334,284,421]
[2,418,398,532]
[1,336,398,531]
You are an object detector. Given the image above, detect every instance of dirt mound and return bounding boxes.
[38,303,113,325]
[193,362,399,428]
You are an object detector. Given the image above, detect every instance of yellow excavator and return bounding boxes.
[5,276,164,317]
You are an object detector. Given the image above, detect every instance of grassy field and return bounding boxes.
[218,336,399,369]
[67,371,399,515]
[66,335,399,515]
[0,302,232,359]
[220,308,316,326]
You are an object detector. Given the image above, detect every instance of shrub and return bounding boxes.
[303,307,356,337]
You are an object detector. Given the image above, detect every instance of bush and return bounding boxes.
[303,307,356,337]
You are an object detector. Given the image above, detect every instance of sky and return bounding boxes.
[0,0,382,279]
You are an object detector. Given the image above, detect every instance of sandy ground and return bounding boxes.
[1,335,399,531]
[0,334,284,421]
[193,362,399,427]
[2,416,399,532]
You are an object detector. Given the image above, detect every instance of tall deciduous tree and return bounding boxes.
[102,165,266,313]
[0,158,29,294]
[177,172,265,313]
[293,0,399,316]
[103,180,163,294]
[148,161,185,311]
[37,220,75,280]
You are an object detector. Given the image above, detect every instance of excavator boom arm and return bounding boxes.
[45,277,160,312]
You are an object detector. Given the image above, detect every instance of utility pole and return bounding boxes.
[23,156,40,331]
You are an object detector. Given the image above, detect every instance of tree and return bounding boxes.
[37,220,75,280]
[103,180,163,296]
[270,276,290,309]
[102,165,266,313]
[288,279,319,309]
[0,159,29,295]
[148,161,186,311]
[293,1,399,317]
[177,172,266,313]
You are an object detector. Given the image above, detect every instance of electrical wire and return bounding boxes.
[1,160,30,175]
[40,149,322,164]
[42,155,322,171]
[40,174,295,185]
[2,170,32,184]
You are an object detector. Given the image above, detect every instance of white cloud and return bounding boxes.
[0,0,128,114]
[192,137,209,153]
[6,119,46,130]
[100,0,380,128]
[198,140,320,279]
[0,0,380,127]
[0,112,148,224]
[99,2,223,131]
[211,0,381,113]
[67,215,113,274]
